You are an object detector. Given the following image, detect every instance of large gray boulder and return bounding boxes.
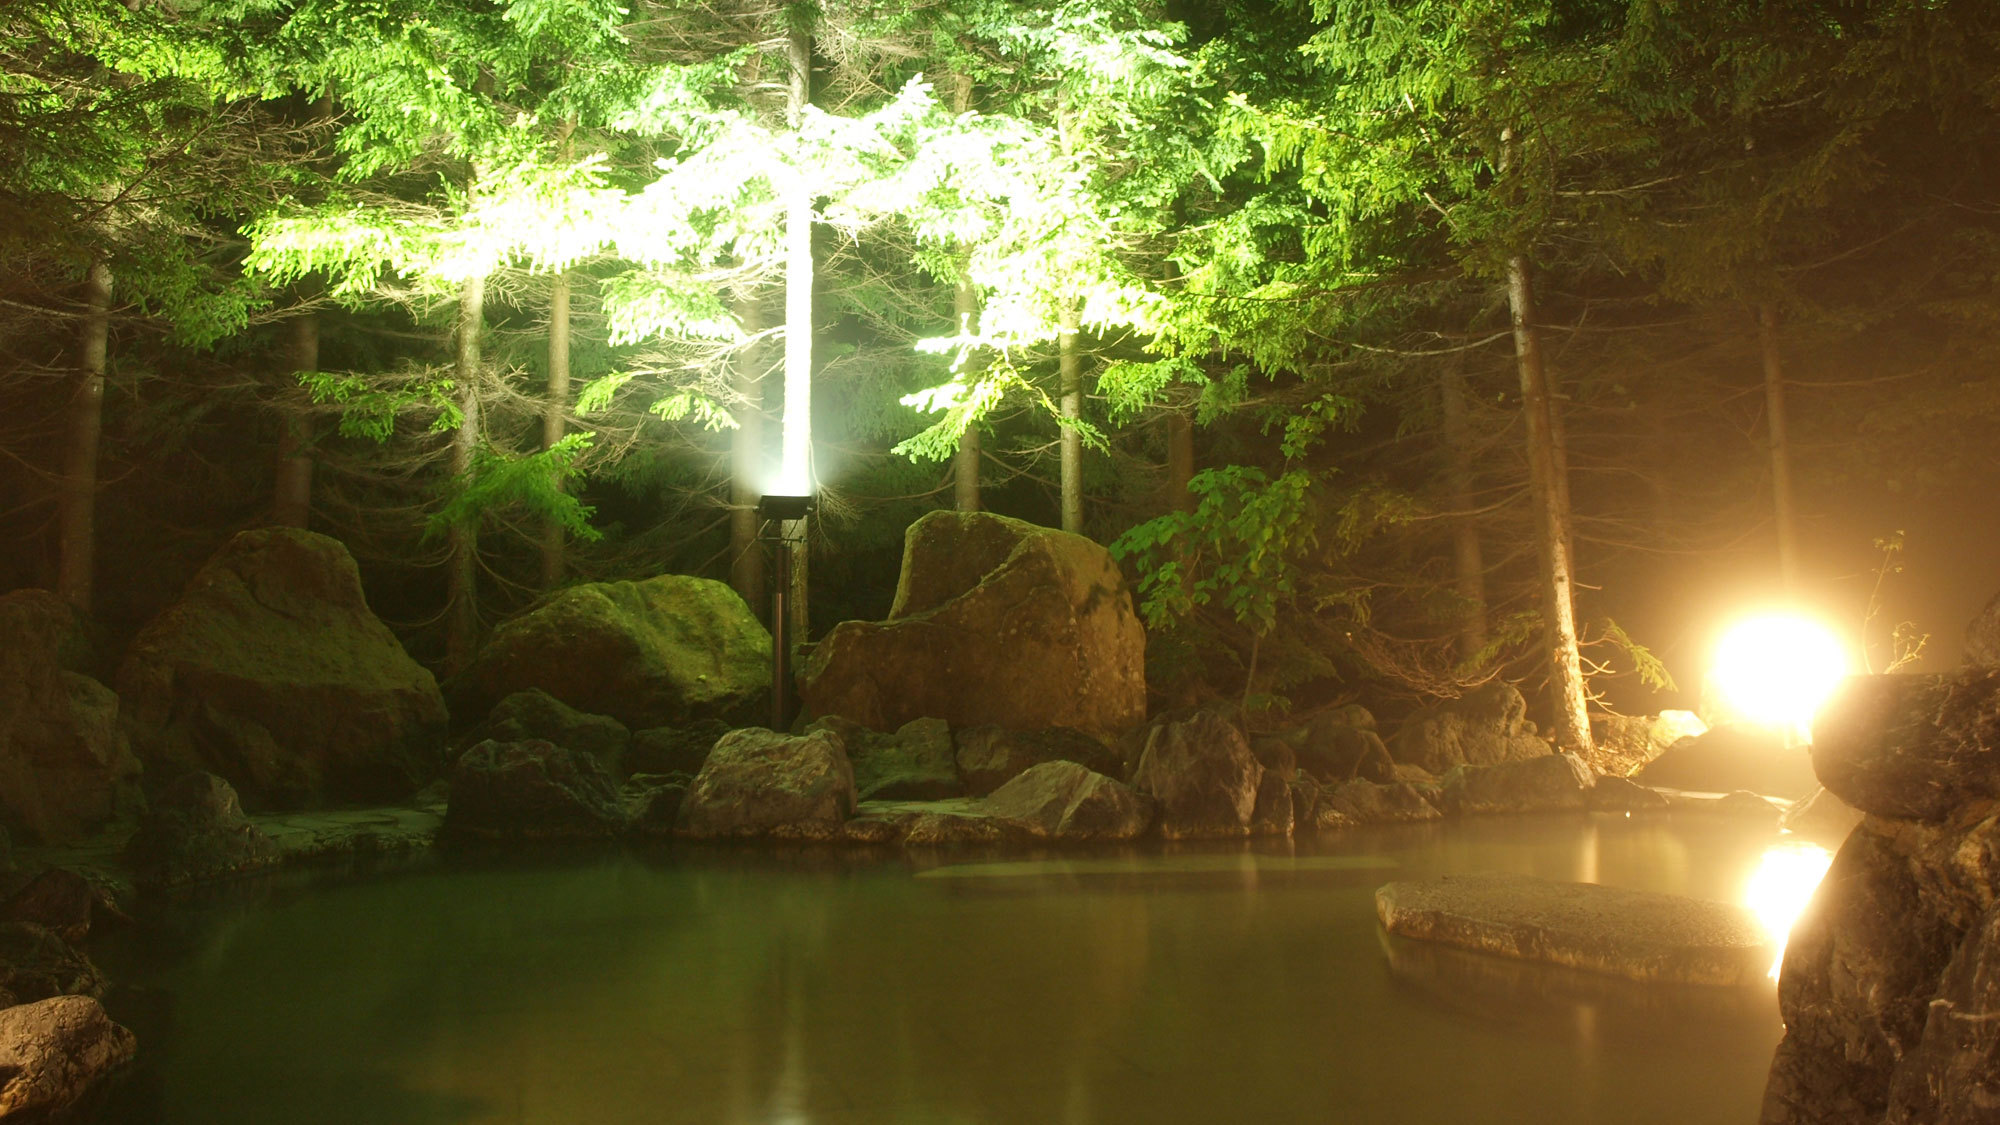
[445,739,629,841]
[1128,712,1264,839]
[0,995,135,1120]
[0,590,141,843]
[116,529,448,809]
[675,728,855,840]
[1388,682,1548,774]
[1440,752,1593,816]
[801,512,1146,741]
[460,575,771,731]
[121,772,282,888]
[1376,873,1771,986]
[984,761,1155,840]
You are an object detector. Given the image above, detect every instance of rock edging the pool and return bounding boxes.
[1374,872,1774,987]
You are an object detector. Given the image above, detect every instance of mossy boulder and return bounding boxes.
[1128,712,1265,840]
[460,575,770,731]
[116,529,448,809]
[675,728,855,840]
[809,716,959,802]
[801,512,1146,741]
[1388,682,1549,775]
[0,591,141,844]
[463,690,631,777]
[445,739,629,841]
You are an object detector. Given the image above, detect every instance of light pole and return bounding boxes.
[756,492,813,731]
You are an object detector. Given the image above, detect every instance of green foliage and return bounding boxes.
[426,432,603,542]
[300,369,460,441]
[1111,465,1317,638]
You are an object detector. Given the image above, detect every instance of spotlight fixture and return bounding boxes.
[756,493,814,521]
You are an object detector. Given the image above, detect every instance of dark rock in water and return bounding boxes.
[1584,775,1670,813]
[460,575,771,730]
[1249,768,1294,837]
[122,773,282,887]
[1128,712,1264,840]
[116,528,448,809]
[983,761,1154,840]
[628,720,730,777]
[1965,590,2000,666]
[1809,669,2000,821]
[953,726,1122,797]
[0,870,122,945]
[1634,722,1816,800]
[1440,753,1593,816]
[0,591,143,844]
[811,716,959,802]
[1780,786,1864,846]
[1586,710,1708,778]
[622,773,690,837]
[445,739,628,841]
[1375,872,1771,986]
[1388,682,1548,775]
[1318,778,1443,826]
[0,922,107,1007]
[802,511,1146,741]
[0,995,136,1120]
[676,728,855,840]
[465,690,630,776]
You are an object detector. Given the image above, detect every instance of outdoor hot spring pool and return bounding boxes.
[86,814,1794,1125]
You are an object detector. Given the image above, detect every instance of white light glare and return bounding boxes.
[1712,614,1850,740]
[1744,841,1834,981]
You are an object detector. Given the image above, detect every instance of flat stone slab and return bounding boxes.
[1374,872,1773,986]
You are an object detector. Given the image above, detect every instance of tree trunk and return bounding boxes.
[1165,411,1195,513]
[1506,249,1592,755]
[56,259,112,612]
[950,72,981,515]
[1758,303,1800,591]
[445,271,485,677]
[1058,301,1084,534]
[273,308,316,529]
[1439,361,1488,660]
[781,13,812,647]
[729,296,767,612]
[539,271,572,588]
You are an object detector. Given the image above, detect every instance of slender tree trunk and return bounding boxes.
[1758,303,1800,591]
[1165,411,1195,513]
[1440,361,1488,660]
[273,308,316,529]
[1058,301,1084,534]
[445,272,485,677]
[538,272,572,588]
[57,259,112,612]
[950,72,981,515]
[781,13,812,647]
[1507,254,1591,754]
[729,296,767,612]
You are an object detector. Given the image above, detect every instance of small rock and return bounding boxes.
[1287,714,1395,784]
[465,690,630,776]
[1441,753,1594,816]
[1319,779,1444,825]
[983,761,1154,840]
[829,717,960,802]
[0,922,106,1008]
[1250,769,1294,837]
[676,728,855,840]
[1586,775,1671,813]
[954,726,1123,796]
[1129,713,1264,839]
[122,773,283,887]
[1587,710,1708,777]
[622,773,690,837]
[0,870,122,945]
[1388,682,1549,774]
[446,739,628,841]
[0,995,135,1120]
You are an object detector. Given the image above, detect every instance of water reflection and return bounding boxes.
[1741,840,1834,979]
[92,818,1790,1125]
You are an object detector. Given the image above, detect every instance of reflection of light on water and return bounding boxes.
[1744,841,1834,980]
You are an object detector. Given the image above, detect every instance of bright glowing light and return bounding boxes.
[1712,614,1850,740]
[1743,841,1834,980]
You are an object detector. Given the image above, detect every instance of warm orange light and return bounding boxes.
[1712,614,1849,742]
[1744,840,1834,980]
